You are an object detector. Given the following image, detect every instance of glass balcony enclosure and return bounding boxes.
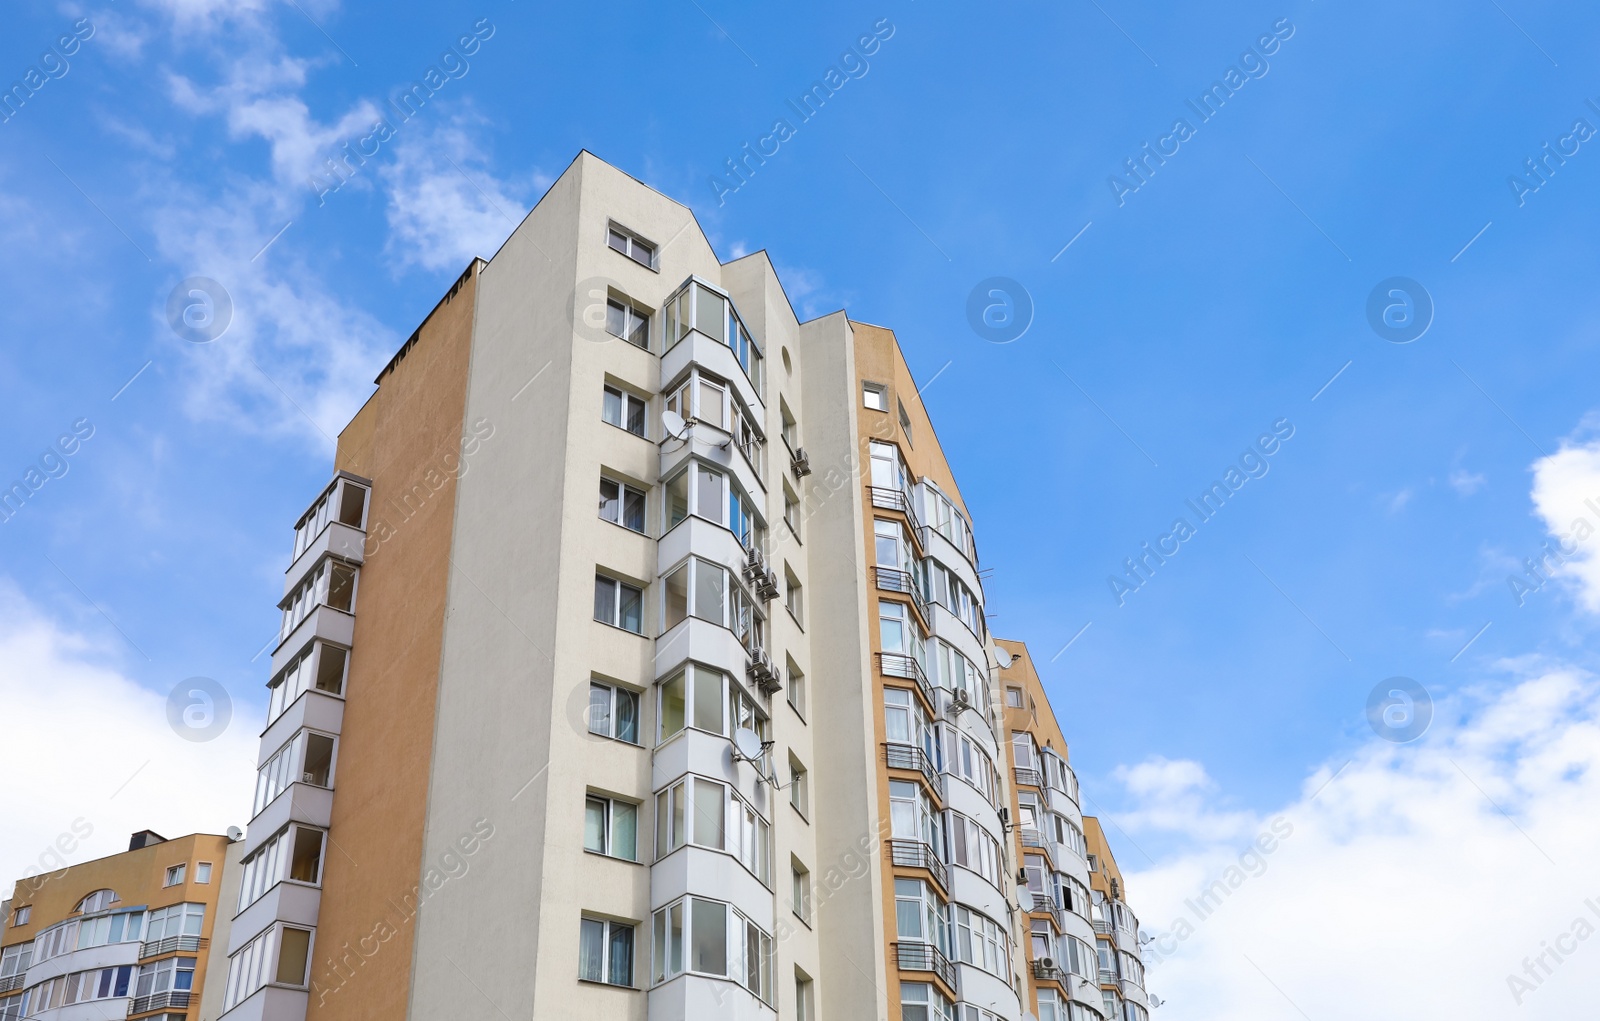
[663,278,766,399]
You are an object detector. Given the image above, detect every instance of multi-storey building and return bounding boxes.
[0,830,230,1021]
[998,643,1148,1021]
[206,151,1144,1021]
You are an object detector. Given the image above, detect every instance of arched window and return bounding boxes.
[76,889,118,914]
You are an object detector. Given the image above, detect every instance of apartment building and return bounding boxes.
[998,644,1148,1021]
[210,150,1144,1021]
[0,830,230,1021]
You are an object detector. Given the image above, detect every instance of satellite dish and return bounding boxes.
[662,410,689,441]
[995,647,1015,668]
[732,727,764,762]
[226,826,244,842]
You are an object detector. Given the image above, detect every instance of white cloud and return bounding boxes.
[0,582,258,902]
[379,120,527,273]
[1530,433,1600,611]
[1118,661,1600,1019]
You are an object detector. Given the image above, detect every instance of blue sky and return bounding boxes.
[4,1,1600,1015]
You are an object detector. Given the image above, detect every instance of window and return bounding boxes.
[780,399,799,450]
[607,224,655,268]
[888,778,942,850]
[145,904,203,943]
[784,566,803,625]
[653,774,771,884]
[579,917,635,986]
[657,665,769,744]
[863,382,888,411]
[785,659,806,718]
[30,964,134,1008]
[594,574,643,633]
[238,826,324,910]
[662,464,766,551]
[901,982,954,1021]
[650,897,771,1001]
[661,557,765,650]
[894,879,948,952]
[795,971,814,1021]
[599,477,646,533]
[9,907,27,927]
[1087,853,1099,873]
[278,927,312,986]
[224,925,304,1011]
[662,282,766,394]
[943,727,998,803]
[255,730,338,815]
[922,481,975,562]
[588,681,640,743]
[0,944,30,980]
[196,862,213,884]
[164,864,186,887]
[76,889,118,913]
[134,955,196,998]
[1097,938,1117,976]
[951,904,1011,978]
[788,755,808,816]
[280,557,359,640]
[791,862,811,922]
[292,476,369,560]
[584,794,638,862]
[606,297,650,348]
[783,484,801,537]
[1006,686,1024,708]
[267,641,347,723]
[602,384,647,437]
[898,398,913,444]
[947,811,1002,887]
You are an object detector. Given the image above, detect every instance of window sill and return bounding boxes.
[598,515,651,539]
[592,618,648,639]
[579,976,643,990]
[582,848,645,867]
[789,801,809,825]
[790,908,812,930]
[786,700,806,725]
[786,608,804,631]
[601,420,651,442]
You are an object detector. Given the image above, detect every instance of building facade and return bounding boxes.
[208,151,1145,1021]
[0,830,231,1021]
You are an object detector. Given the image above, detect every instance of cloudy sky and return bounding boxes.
[2,0,1598,1016]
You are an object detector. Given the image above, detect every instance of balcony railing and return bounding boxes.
[876,651,937,711]
[0,974,23,994]
[1098,968,1118,985]
[892,941,957,989]
[883,742,943,800]
[129,990,192,1014]
[1032,959,1068,984]
[1013,766,1043,788]
[869,486,925,535]
[140,935,208,959]
[1092,919,1113,935]
[887,838,948,892]
[1029,898,1068,932]
[872,566,929,621]
[1021,827,1046,850]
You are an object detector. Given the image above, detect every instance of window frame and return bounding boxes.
[584,793,640,863]
[587,680,642,744]
[605,294,651,349]
[594,572,645,634]
[601,383,648,438]
[598,476,648,534]
[163,864,186,888]
[606,223,657,270]
[862,381,889,411]
[579,915,637,987]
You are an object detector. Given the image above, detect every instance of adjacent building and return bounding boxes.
[0,830,231,1021]
[201,150,1145,1021]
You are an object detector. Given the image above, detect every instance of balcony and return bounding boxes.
[869,485,924,535]
[1032,959,1068,984]
[892,941,956,989]
[877,651,936,712]
[1029,898,1067,932]
[0,975,22,994]
[1098,968,1118,985]
[140,935,208,959]
[1093,919,1113,936]
[887,838,948,892]
[1013,766,1043,788]
[1021,827,1046,850]
[130,989,191,1014]
[883,742,943,800]
[873,566,929,622]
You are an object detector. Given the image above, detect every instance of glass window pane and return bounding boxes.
[594,576,616,624]
[619,584,642,633]
[606,300,626,340]
[613,802,637,861]
[622,487,645,532]
[661,672,686,738]
[589,683,611,737]
[694,562,726,625]
[664,566,688,630]
[692,667,724,733]
[694,286,726,343]
[692,778,725,848]
[625,395,645,436]
[696,466,723,522]
[698,381,726,429]
[666,472,688,528]
[608,925,634,985]
[585,798,607,853]
[579,919,605,982]
[277,928,311,985]
[599,479,619,523]
[689,898,727,975]
[616,689,639,743]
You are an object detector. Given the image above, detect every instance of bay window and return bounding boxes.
[659,664,770,743]
[254,729,338,815]
[292,475,368,561]
[661,557,764,650]
[266,641,347,723]
[663,462,765,551]
[869,440,905,493]
[223,924,310,1012]
[651,897,771,1001]
[237,825,325,911]
[653,774,770,885]
[951,905,1010,977]
[947,812,1001,887]
[885,687,938,765]
[932,641,988,715]
[662,281,765,396]
[942,726,997,802]
[67,909,146,951]
[922,481,975,562]
[280,557,358,640]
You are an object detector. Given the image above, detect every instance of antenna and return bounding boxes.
[661,410,690,442]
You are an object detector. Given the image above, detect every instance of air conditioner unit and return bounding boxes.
[1041,957,1056,971]
[790,448,812,478]
[952,687,970,707]
[746,648,781,693]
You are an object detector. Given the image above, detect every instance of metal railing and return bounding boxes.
[1013,766,1043,788]
[877,651,937,711]
[1029,898,1068,932]
[872,566,930,621]
[892,941,957,989]
[1092,919,1113,935]
[883,742,944,800]
[140,934,207,959]
[887,838,948,892]
[1021,827,1046,850]
[129,990,191,1015]
[1032,959,1068,983]
[868,486,925,535]
[0,974,23,994]
[1098,967,1118,985]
